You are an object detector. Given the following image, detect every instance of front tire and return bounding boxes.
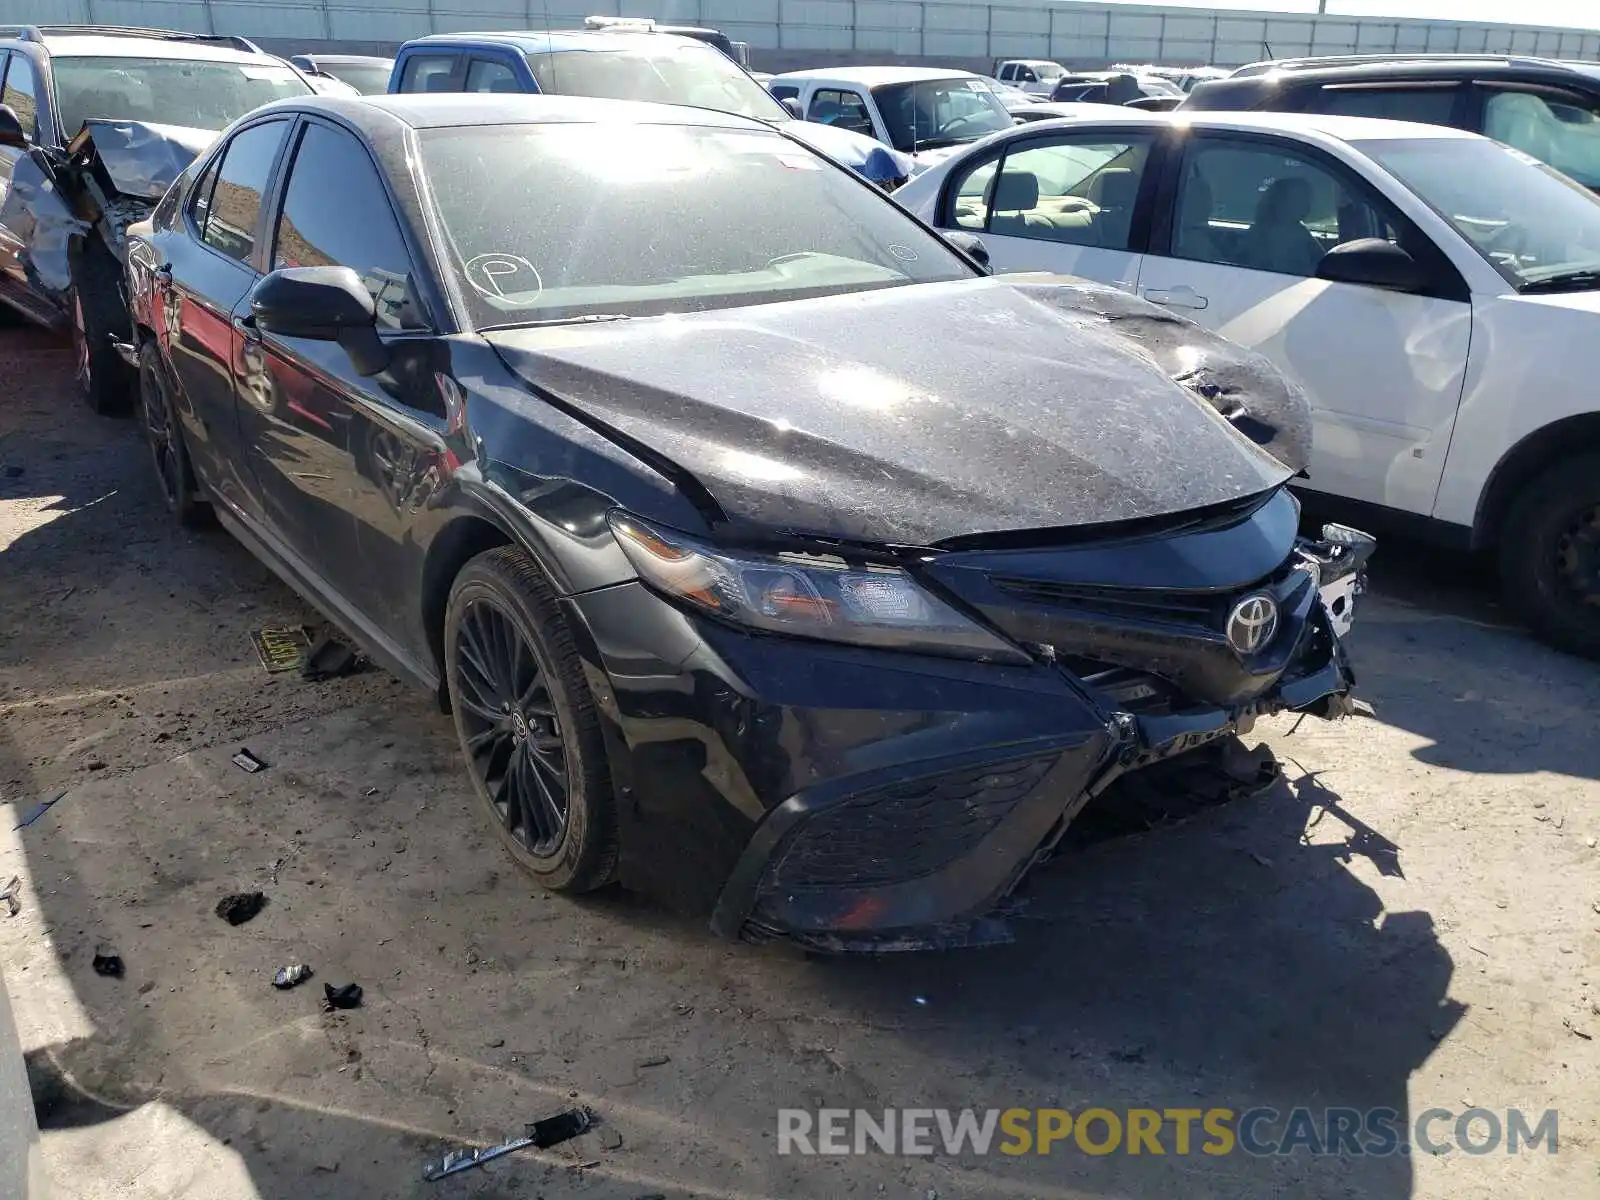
[69,238,135,416]
[138,341,210,528]
[443,546,618,892]
[1499,454,1600,659]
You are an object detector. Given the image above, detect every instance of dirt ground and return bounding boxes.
[1,323,1598,1199]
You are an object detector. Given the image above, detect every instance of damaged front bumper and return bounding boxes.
[565,501,1374,954]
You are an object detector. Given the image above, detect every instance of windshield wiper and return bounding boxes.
[910,135,973,150]
[498,313,634,330]
[1520,268,1600,294]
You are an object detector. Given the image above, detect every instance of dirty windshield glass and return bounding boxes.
[422,124,971,329]
[526,43,786,121]
[872,78,1014,152]
[321,63,393,94]
[1361,137,1600,289]
[52,56,311,136]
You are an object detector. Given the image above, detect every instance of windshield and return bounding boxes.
[51,56,311,136]
[870,78,1014,152]
[421,124,971,329]
[321,62,393,94]
[1361,137,1600,289]
[526,44,787,122]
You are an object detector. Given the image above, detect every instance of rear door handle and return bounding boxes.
[1141,285,1208,311]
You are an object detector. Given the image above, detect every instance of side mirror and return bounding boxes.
[250,265,390,376]
[943,230,992,273]
[780,97,803,120]
[1315,238,1428,293]
[0,104,29,149]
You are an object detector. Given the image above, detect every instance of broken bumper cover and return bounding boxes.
[567,523,1365,953]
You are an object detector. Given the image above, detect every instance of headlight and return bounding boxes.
[608,512,1028,664]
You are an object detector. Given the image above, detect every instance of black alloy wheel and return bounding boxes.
[454,596,570,856]
[1500,454,1600,660]
[68,238,135,415]
[137,341,209,528]
[444,546,617,891]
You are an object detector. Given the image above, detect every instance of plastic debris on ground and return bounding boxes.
[249,624,312,674]
[231,748,266,773]
[215,891,267,925]
[323,982,363,1011]
[0,877,20,917]
[92,951,124,978]
[422,1109,592,1182]
[13,788,67,830]
[301,634,360,682]
[272,963,313,989]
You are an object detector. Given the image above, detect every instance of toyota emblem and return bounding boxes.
[1226,593,1279,655]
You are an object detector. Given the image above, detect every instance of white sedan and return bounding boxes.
[897,111,1600,657]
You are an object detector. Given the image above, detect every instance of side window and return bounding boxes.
[985,136,1152,250]
[1171,140,1399,278]
[464,57,520,94]
[1309,85,1458,125]
[997,64,1014,82]
[273,122,426,331]
[768,84,800,103]
[1484,88,1600,190]
[189,156,221,234]
[947,154,1000,229]
[1017,66,1038,84]
[201,119,288,264]
[807,89,874,138]
[2,53,39,141]
[398,54,459,94]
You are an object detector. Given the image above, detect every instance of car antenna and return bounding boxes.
[540,0,557,92]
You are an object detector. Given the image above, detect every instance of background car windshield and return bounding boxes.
[526,44,787,121]
[52,57,311,135]
[1361,137,1600,287]
[322,63,392,94]
[421,124,972,328]
[871,79,1013,151]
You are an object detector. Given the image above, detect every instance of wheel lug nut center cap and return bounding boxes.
[510,710,529,741]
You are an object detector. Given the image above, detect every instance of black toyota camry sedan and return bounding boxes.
[124,94,1371,950]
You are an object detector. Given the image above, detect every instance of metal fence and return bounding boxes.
[1,0,1596,66]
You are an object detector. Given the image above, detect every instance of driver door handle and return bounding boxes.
[1141,284,1208,311]
[233,312,260,344]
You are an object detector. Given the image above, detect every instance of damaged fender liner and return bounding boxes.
[0,119,212,303]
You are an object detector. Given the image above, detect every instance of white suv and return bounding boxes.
[994,59,1067,96]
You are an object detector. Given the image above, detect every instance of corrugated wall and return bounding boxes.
[2,0,1596,67]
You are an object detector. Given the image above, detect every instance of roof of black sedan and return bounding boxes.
[255,92,770,132]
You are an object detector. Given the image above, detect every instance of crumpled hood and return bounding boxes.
[781,120,914,183]
[484,275,1308,545]
[77,119,216,200]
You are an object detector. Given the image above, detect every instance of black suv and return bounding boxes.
[0,24,311,411]
[1184,54,1600,193]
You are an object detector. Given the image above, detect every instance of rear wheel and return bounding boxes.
[443,546,618,892]
[138,341,210,528]
[1499,454,1600,660]
[68,238,135,416]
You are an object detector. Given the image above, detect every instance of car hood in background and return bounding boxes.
[76,119,217,200]
[485,276,1308,546]
[780,120,914,183]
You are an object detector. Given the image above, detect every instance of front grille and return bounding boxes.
[765,753,1060,890]
[995,578,1223,627]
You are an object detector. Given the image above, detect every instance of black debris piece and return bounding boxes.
[302,635,360,682]
[421,1109,592,1182]
[323,982,363,1011]
[13,789,67,830]
[231,748,266,773]
[216,892,267,925]
[0,877,19,918]
[272,963,313,989]
[92,951,124,978]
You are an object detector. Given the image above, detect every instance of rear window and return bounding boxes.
[525,43,785,122]
[51,56,310,136]
[421,123,971,328]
